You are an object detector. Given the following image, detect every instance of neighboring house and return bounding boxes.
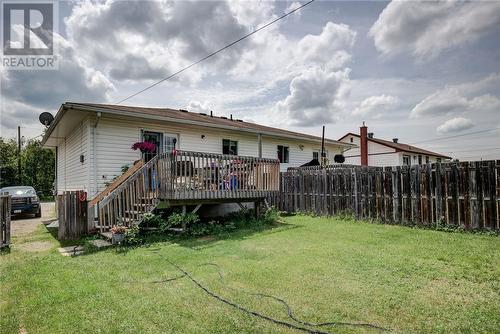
[42,102,354,198]
[338,124,451,167]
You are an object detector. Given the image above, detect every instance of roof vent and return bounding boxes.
[221,116,228,119]
[199,113,207,116]
[210,110,213,117]
[230,114,233,121]
[393,138,398,143]
[179,109,188,113]
[236,119,243,122]
[367,132,374,139]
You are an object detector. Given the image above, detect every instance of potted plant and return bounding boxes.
[110,225,127,244]
[131,141,156,153]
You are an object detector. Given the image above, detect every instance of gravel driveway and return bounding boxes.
[11,202,55,237]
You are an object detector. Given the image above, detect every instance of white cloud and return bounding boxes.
[276,22,356,126]
[437,117,474,134]
[285,2,303,18]
[352,94,398,116]
[65,0,258,83]
[411,79,500,119]
[186,100,212,114]
[1,33,114,137]
[411,89,469,118]
[370,1,500,59]
[298,22,356,70]
[277,68,351,127]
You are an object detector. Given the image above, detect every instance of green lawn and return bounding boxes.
[1,216,499,333]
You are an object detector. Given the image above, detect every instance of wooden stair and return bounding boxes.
[92,156,162,232]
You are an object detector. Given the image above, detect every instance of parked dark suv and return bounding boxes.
[0,186,41,217]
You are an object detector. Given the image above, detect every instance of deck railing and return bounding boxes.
[160,151,280,200]
[96,151,280,230]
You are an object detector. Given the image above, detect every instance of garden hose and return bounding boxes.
[127,252,389,333]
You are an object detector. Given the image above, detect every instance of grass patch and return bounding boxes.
[1,215,499,333]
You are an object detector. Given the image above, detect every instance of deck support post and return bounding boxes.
[237,202,245,210]
[182,205,187,230]
[254,200,262,219]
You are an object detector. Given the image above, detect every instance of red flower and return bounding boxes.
[131,141,156,153]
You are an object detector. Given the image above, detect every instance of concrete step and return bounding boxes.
[58,246,84,257]
[100,232,112,240]
[88,239,112,249]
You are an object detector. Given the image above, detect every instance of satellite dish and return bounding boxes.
[39,112,54,126]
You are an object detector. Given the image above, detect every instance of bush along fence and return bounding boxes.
[0,195,11,248]
[268,160,500,231]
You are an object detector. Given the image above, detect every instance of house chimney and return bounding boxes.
[360,122,368,166]
[393,138,398,143]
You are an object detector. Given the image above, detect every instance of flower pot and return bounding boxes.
[112,233,125,244]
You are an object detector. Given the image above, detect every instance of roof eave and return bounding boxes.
[64,102,355,148]
[41,104,67,147]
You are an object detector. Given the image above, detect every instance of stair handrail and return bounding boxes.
[98,152,167,208]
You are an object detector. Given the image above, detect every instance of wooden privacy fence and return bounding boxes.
[0,195,11,248]
[269,161,500,231]
[57,191,89,240]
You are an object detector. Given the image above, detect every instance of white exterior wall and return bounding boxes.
[69,115,345,196]
[56,119,90,194]
[340,134,444,167]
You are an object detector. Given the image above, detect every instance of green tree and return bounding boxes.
[0,138,18,188]
[21,139,55,197]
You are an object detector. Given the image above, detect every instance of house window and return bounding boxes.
[313,151,319,160]
[403,155,411,166]
[425,156,430,164]
[222,139,238,155]
[277,145,289,163]
[350,137,353,143]
[418,155,422,165]
[437,158,442,163]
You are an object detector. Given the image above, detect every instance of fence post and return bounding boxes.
[1,195,11,248]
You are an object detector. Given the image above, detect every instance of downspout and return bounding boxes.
[258,133,262,158]
[92,112,102,200]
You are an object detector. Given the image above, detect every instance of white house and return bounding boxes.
[338,124,451,167]
[42,102,354,198]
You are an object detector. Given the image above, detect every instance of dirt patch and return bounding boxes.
[16,241,53,252]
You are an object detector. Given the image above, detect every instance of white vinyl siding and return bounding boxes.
[340,134,444,167]
[57,114,346,194]
[56,120,89,194]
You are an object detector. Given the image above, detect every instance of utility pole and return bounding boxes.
[320,125,325,167]
[17,126,21,185]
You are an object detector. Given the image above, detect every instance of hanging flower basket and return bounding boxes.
[131,141,156,153]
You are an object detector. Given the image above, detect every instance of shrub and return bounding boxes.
[124,225,142,245]
[141,212,165,228]
[166,212,200,228]
[262,206,281,225]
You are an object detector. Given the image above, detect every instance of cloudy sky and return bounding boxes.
[1,0,499,160]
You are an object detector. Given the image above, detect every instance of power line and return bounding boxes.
[115,0,316,104]
[408,127,500,145]
[444,147,500,154]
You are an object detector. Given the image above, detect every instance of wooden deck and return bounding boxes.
[94,151,280,230]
